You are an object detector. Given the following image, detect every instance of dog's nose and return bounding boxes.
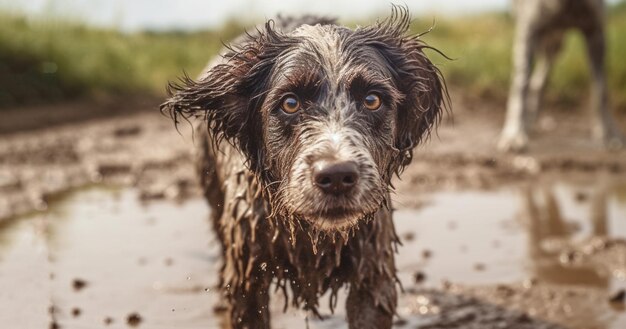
[313,161,359,195]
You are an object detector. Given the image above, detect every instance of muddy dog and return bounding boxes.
[161,7,446,329]
[499,0,624,152]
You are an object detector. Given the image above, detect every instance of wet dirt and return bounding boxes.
[2,180,625,328]
[394,181,626,329]
[1,93,626,328]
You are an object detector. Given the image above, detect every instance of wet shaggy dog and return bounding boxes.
[161,7,446,329]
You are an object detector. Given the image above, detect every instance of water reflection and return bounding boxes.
[395,178,626,329]
[516,181,626,329]
[519,183,610,288]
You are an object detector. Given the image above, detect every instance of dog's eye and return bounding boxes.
[363,93,382,111]
[280,95,301,114]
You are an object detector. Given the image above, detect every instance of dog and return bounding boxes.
[161,6,446,329]
[498,0,624,152]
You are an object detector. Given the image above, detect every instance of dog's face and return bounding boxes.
[163,8,445,231]
[264,24,398,230]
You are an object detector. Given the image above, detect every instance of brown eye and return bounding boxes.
[363,93,382,111]
[281,95,300,114]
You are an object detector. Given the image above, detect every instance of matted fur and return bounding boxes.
[162,6,447,329]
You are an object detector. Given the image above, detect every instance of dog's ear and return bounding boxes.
[358,6,448,173]
[395,35,447,171]
[160,22,294,172]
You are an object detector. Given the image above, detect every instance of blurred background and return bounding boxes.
[1,0,625,114]
[1,1,626,329]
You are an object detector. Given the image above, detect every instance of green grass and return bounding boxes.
[1,5,626,111]
[410,12,514,100]
[0,15,241,107]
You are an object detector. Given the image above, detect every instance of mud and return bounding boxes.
[0,98,197,221]
[1,93,626,328]
[393,183,626,329]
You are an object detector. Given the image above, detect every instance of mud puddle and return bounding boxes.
[0,188,217,328]
[393,179,626,329]
[1,179,625,328]
[395,180,626,287]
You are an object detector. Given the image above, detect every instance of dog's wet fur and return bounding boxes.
[162,6,446,329]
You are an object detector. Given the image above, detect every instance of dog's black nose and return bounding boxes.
[313,161,359,195]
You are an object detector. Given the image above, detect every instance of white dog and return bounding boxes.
[499,0,624,152]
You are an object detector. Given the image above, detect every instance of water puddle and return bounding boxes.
[1,188,217,328]
[396,181,626,287]
[394,180,626,329]
[0,180,625,328]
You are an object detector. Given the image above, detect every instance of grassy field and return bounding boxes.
[0,16,240,108]
[1,3,625,110]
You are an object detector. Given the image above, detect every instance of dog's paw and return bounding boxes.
[593,124,626,151]
[603,133,625,151]
[497,131,529,153]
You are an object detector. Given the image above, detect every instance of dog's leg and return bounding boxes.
[499,13,537,152]
[590,183,608,236]
[526,32,563,131]
[217,179,272,328]
[583,25,625,149]
[223,263,271,329]
[346,276,396,329]
[346,210,397,329]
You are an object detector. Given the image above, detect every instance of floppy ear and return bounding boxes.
[160,22,295,173]
[357,6,448,174]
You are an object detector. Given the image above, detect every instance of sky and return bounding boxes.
[0,0,513,31]
[1,0,621,32]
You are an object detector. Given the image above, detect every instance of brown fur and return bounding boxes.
[162,6,447,328]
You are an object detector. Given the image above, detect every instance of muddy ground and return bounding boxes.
[1,92,626,328]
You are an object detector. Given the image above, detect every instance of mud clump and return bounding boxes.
[127,312,143,327]
[609,289,626,305]
[72,278,88,291]
[403,231,416,242]
[113,125,142,137]
[405,289,564,329]
[0,111,199,223]
[394,318,409,327]
[440,281,616,329]
[414,271,427,284]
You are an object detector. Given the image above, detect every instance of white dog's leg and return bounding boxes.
[584,25,625,149]
[499,14,537,152]
[526,32,563,130]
